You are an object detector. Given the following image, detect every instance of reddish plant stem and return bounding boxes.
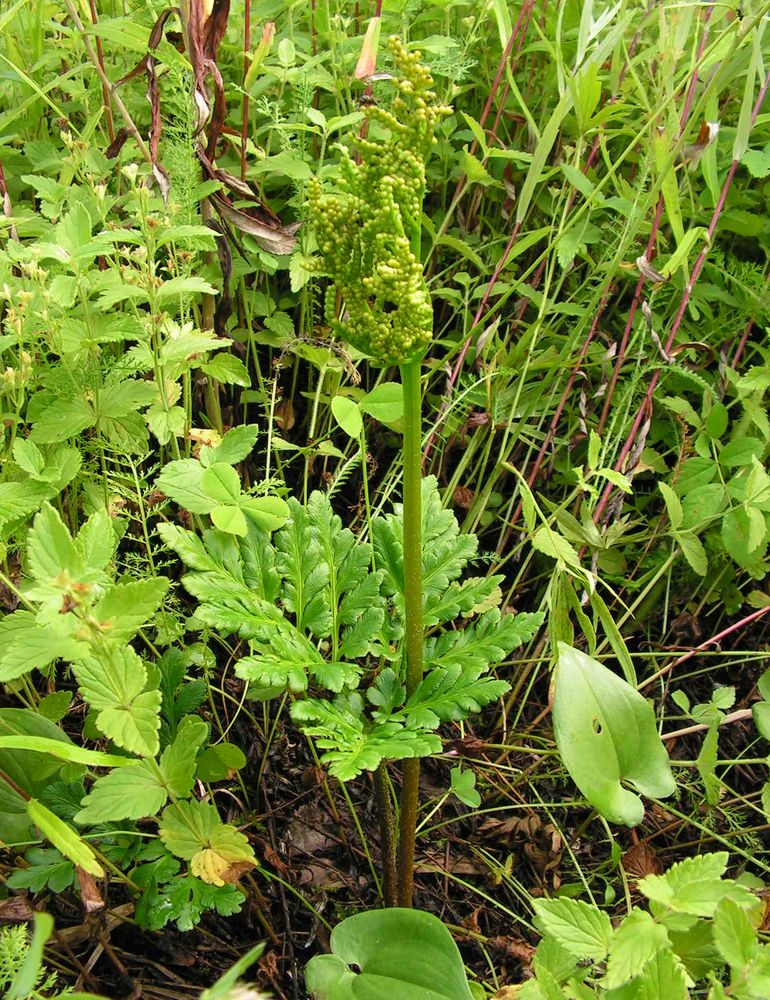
[488,1,535,141]
[448,0,534,210]
[730,315,757,370]
[499,293,610,549]
[241,0,251,181]
[425,1,654,464]
[594,68,770,524]
[463,0,536,230]
[88,0,115,144]
[598,5,714,432]
[639,603,770,693]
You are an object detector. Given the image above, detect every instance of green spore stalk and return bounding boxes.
[308,37,450,367]
[308,37,450,905]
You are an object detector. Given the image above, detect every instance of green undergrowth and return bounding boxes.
[1,0,770,996]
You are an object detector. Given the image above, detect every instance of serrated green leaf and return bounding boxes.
[30,396,94,443]
[96,689,162,759]
[606,908,671,988]
[291,700,441,780]
[74,509,116,571]
[201,353,251,386]
[635,946,688,1000]
[196,743,247,782]
[289,252,313,292]
[676,530,708,576]
[201,463,241,504]
[160,716,208,795]
[160,799,256,884]
[0,611,87,680]
[713,897,758,969]
[425,609,543,674]
[94,577,170,640]
[638,852,729,916]
[75,760,167,824]
[73,646,161,757]
[722,507,765,566]
[374,476,479,624]
[660,481,683,529]
[159,799,221,858]
[757,696,770,739]
[533,897,613,961]
[405,665,509,729]
[532,524,582,569]
[190,823,256,886]
[156,459,213,513]
[6,849,75,894]
[38,690,72,722]
[155,275,218,304]
[209,425,259,465]
[26,502,81,581]
[13,438,45,476]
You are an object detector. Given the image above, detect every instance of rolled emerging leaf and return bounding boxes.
[355,16,382,80]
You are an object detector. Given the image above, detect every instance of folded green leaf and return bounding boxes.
[552,643,676,826]
[27,798,104,877]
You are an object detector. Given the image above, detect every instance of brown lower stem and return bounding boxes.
[374,764,397,907]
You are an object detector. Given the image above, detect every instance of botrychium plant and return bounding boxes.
[160,35,542,910]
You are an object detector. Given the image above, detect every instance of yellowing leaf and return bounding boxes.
[160,800,256,885]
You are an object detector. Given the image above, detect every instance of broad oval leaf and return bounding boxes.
[552,643,676,826]
[305,908,474,1000]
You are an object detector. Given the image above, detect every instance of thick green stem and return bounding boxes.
[396,357,424,906]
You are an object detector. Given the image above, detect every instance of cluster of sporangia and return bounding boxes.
[308,36,451,365]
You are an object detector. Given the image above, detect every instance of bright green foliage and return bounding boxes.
[161,477,541,780]
[0,502,170,756]
[26,798,103,877]
[307,37,450,365]
[671,686,735,806]
[74,648,162,758]
[6,849,75,895]
[525,852,770,999]
[552,643,676,826]
[74,717,207,824]
[0,914,86,1000]
[0,709,85,845]
[533,898,614,962]
[0,911,108,999]
[0,443,81,541]
[305,907,475,999]
[159,799,256,887]
[133,854,245,932]
[156,427,289,536]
